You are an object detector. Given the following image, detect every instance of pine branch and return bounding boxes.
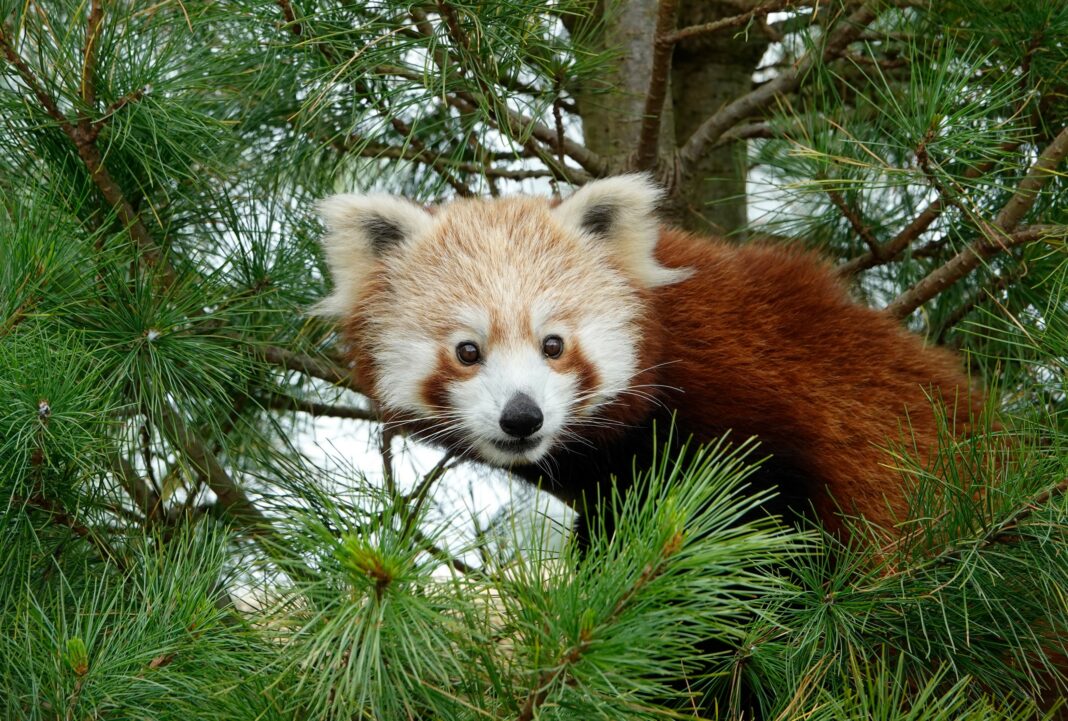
[0,21,172,283]
[387,113,475,197]
[275,0,339,64]
[886,126,1068,318]
[22,494,128,572]
[885,225,1067,320]
[837,142,1027,277]
[633,0,679,171]
[414,4,604,181]
[514,531,685,721]
[676,3,878,176]
[882,477,1068,578]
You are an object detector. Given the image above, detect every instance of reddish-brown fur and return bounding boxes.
[636,229,984,535]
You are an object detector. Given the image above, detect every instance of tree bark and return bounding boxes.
[569,1,676,171]
[668,0,769,235]
[570,0,769,235]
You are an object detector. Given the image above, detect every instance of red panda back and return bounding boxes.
[645,229,985,535]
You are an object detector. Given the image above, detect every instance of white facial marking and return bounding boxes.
[375,332,438,415]
[449,342,577,466]
[576,313,639,411]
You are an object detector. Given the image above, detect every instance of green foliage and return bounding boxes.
[0,0,1065,719]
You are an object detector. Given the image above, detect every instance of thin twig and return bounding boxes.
[663,0,819,45]
[266,393,377,421]
[81,0,103,106]
[412,528,480,576]
[633,0,678,171]
[334,137,554,179]
[826,187,879,255]
[400,452,457,539]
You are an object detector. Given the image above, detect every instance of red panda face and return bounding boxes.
[315,176,690,468]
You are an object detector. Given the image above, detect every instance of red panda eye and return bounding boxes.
[456,341,481,365]
[542,335,564,359]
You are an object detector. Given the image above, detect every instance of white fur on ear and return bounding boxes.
[312,193,432,316]
[552,174,691,288]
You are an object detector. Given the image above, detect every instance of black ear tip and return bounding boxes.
[581,203,617,236]
[364,215,406,254]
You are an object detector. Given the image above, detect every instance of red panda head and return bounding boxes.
[315,175,690,467]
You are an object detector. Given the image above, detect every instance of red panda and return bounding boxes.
[315,175,985,545]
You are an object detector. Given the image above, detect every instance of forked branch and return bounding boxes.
[676,4,878,178]
[886,126,1068,319]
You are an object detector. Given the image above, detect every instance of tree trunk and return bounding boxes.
[669,1,769,236]
[571,0,769,236]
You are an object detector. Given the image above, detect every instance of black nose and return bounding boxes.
[499,393,543,438]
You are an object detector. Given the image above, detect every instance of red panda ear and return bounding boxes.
[552,174,691,288]
[312,193,432,316]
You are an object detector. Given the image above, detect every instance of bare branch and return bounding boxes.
[676,4,878,176]
[885,126,1068,317]
[261,345,364,395]
[885,225,1068,320]
[156,403,272,532]
[664,0,818,45]
[936,265,1025,344]
[81,0,103,106]
[107,447,162,522]
[716,121,779,145]
[837,139,1024,277]
[633,0,679,171]
[266,394,377,422]
[993,126,1068,232]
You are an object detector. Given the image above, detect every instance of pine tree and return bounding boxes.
[1,1,1066,718]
